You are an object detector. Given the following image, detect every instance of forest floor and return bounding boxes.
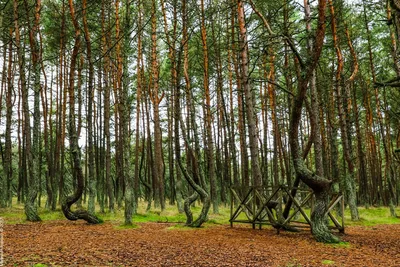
[3,219,400,267]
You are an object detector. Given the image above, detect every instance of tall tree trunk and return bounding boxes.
[4,35,13,208]
[161,0,180,207]
[14,0,41,222]
[267,51,280,188]
[58,0,68,205]
[121,0,134,225]
[112,8,123,208]
[212,17,230,204]
[82,0,96,215]
[328,0,359,220]
[41,71,53,210]
[133,0,143,214]
[261,53,270,187]
[176,0,190,213]
[150,0,165,210]
[101,0,114,212]
[226,10,239,190]
[363,0,382,206]
[305,1,324,179]
[200,0,218,214]
[238,0,262,189]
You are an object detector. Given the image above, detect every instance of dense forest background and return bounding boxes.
[0,0,400,242]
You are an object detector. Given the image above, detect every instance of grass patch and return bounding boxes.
[206,218,223,225]
[0,210,24,224]
[326,241,351,249]
[272,206,400,228]
[207,207,231,225]
[39,209,66,221]
[2,197,400,229]
[322,259,335,265]
[98,209,124,222]
[132,211,186,223]
[344,207,400,226]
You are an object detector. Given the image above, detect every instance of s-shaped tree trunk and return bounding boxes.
[61,0,101,224]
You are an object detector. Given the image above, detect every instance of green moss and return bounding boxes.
[32,264,49,267]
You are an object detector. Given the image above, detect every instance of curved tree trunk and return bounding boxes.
[177,114,211,228]
[311,190,338,242]
[177,155,211,227]
[61,0,101,225]
[184,192,199,225]
[82,0,96,216]
[288,0,339,243]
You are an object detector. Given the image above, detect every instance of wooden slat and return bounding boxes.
[283,192,313,225]
[252,186,281,223]
[325,195,342,216]
[230,188,254,222]
[232,188,255,219]
[282,187,312,226]
[328,212,342,230]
